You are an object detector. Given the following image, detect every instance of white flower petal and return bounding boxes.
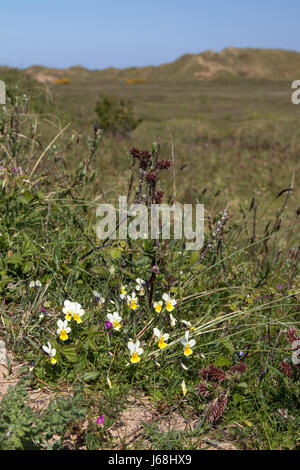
[153,328,160,337]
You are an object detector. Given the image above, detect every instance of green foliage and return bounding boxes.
[0,381,86,450]
[95,94,142,136]
[0,81,299,450]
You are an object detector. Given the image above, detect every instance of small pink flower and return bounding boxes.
[96,415,104,426]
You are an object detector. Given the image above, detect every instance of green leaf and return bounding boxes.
[232,392,243,405]
[110,248,122,259]
[82,371,100,382]
[221,338,234,355]
[7,253,23,265]
[61,345,77,363]
[214,355,231,367]
[22,261,34,273]
[189,251,200,265]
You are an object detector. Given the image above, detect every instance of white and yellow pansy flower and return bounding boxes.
[153,328,169,349]
[56,319,71,341]
[63,300,75,321]
[72,302,85,324]
[181,319,195,331]
[162,293,177,312]
[135,278,146,296]
[180,331,196,357]
[127,292,139,310]
[128,340,144,364]
[42,341,57,365]
[107,312,122,331]
[153,300,163,313]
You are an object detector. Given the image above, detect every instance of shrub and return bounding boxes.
[94,94,142,136]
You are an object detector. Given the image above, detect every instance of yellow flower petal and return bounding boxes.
[158,337,167,349]
[60,330,68,341]
[131,352,140,363]
[184,344,193,356]
[65,311,73,321]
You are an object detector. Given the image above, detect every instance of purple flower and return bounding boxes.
[97,416,104,426]
[277,283,283,290]
[105,320,112,329]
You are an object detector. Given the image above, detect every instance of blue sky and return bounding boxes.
[1,0,299,69]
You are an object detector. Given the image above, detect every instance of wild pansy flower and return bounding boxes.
[128,340,144,364]
[107,312,122,331]
[57,319,71,341]
[72,302,85,324]
[153,328,169,349]
[42,341,57,365]
[127,292,139,310]
[94,290,105,305]
[180,331,196,357]
[63,300,75,321]
[135,278,146,296]
[162,293,177,312]
[153,300,163,313]
[169,313,177,327]
[181,319,195,331]
[120,285,127,300]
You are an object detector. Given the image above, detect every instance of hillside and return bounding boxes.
[22,47,300,83]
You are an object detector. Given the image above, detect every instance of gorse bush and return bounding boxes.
[0,86,299,450]
[94,94,142,136]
